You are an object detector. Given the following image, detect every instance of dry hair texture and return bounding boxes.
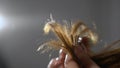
[38,19,120,68]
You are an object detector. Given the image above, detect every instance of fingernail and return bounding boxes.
[64,54,72,64]
[59,49,66,55]
[56,57,59,61]
[64,54,68,64]
[59,49,66,60]
[59,49,63,54]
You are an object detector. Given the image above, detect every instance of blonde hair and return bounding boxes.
[38,19,120,68]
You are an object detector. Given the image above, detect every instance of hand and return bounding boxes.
[48,49,79,68]
[48,45,100,68]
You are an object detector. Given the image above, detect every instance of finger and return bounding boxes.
[47,58,55,68]
[74,46,100,68]
[48,49,66,68]
[64,54,72,64]
[47,58,58,68]
[74,45,89,59]
[81,44,88,52]
[48,57,64,68]
[59,49,66,61]
[64,54,79,68]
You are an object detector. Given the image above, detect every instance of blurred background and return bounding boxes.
[0,0,120,68]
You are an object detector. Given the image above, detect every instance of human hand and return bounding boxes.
[48,45,100,68]
[47,49,79,68]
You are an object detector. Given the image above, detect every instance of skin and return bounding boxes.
[48,45,100,68]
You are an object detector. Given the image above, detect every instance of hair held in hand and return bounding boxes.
[38,15,120,68]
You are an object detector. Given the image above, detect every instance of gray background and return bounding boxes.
[0,0,120,68]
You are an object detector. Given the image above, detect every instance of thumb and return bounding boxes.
[74,45,88,60]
